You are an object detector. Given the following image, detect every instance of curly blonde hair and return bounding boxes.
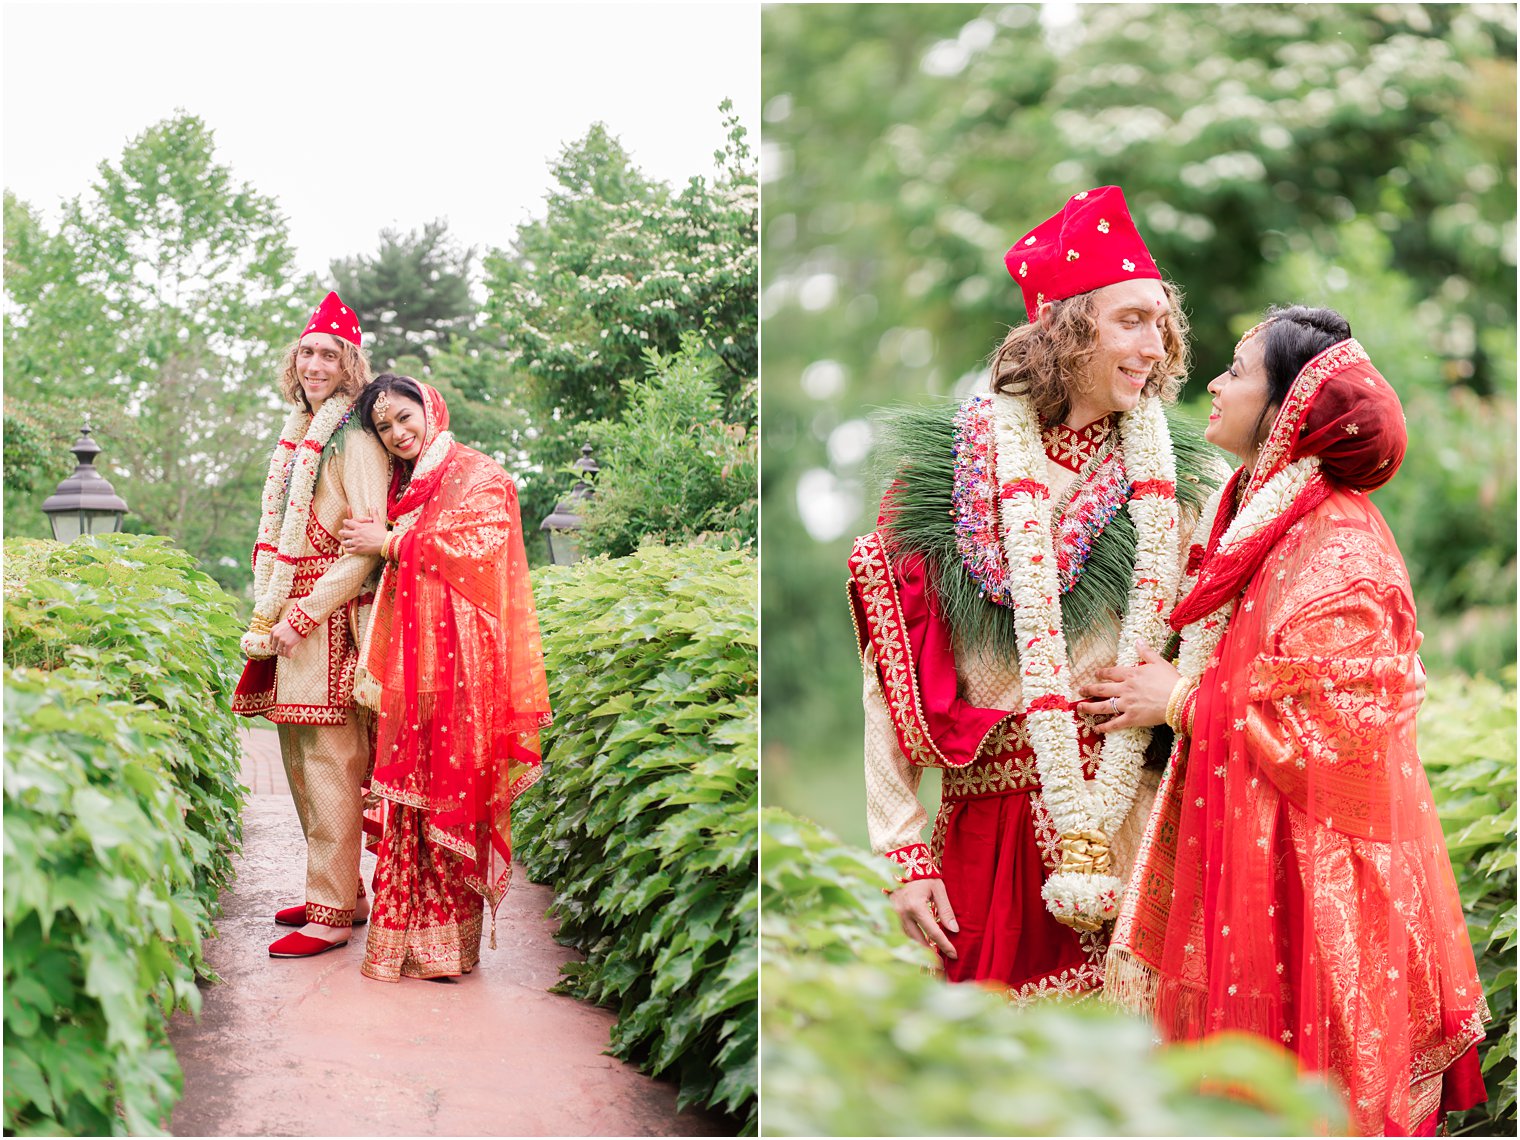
[989,280,1190,426]
[277,335,373,411]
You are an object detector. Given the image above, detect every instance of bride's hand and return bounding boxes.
[1396,630,1427,729]
[1075,641,1180,733]
[340,515,387,557]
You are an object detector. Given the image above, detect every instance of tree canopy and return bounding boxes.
[3,113,311,589]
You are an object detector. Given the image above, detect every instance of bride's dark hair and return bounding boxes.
[1253,305,1352,441]
[356,372,428,435]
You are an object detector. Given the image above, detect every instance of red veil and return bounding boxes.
[1111,340,1489,1134]
[363,385,552,915]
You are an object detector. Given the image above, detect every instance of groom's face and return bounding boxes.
[1076,278,1170,417]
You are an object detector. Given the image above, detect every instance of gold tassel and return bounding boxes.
[1101,946,1163,1015]
[490,914,497,950]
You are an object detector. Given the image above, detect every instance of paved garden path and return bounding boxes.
[167,726,726,1137]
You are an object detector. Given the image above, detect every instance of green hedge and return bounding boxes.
[761,808,1350,1136]
[1419,670,1517,1134]
[761,667,1518,1137]
[517,545,757,1132]
[3,535,246,1135]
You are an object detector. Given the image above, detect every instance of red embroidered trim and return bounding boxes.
[943,717,1102,800]
[230,688,275,716]
[306,514,341,557]
[264,551,333,563]
[287,605,318,638]
[306,902,354,927]
[848,533,951,769]
[259,705,352,726]
[326,607,355,707]
[885,843,942,882]
[1043,417,1112,474]
[289,557,338,600]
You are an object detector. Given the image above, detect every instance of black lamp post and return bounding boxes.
[41,423,129,542]
[539,443,599,566]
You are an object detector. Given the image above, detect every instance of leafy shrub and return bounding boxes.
[761,809,1354,1137]
[3,534,247,1135]
[577,333,758,559]
[4,535,246,898]
[516,545,757,1132]
[1420,669,1518,1134]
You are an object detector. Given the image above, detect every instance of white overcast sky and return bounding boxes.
[2,0,759,279]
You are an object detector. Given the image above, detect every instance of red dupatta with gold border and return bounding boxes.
[363,385,552,915]
[1107,339,1488,1135]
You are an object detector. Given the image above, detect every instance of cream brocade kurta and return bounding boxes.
[233,420,391,724]
[863,435,1217,886]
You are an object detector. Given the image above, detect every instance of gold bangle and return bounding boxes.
[382,533,397,563]
[1165,677,1194,733]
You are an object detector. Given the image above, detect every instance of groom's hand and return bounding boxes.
[1077,640,1178,732]
[270,618,302,658]
[891,878,959,960]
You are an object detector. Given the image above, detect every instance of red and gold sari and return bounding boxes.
[357,385,552,981]
[1107,339,1489,1134]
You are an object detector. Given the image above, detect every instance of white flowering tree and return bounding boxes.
[475,102,757,551]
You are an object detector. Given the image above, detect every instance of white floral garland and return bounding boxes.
[241,396,358,659]
[993,392,1180,928]
[351,425,456,711]
[1171,457,1322,695]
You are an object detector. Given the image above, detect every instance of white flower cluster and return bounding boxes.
[991,393,1180,928]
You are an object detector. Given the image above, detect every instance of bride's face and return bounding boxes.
[1206,335,1277,464]
[372,393,428,462]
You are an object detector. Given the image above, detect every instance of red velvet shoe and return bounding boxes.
[275,904,367,927]
[269,930,350,958]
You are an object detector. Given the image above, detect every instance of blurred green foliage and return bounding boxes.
[3,535,247,1134]
[760,2,1516,846]
[1419,670,1517,1133]
[516,547,757,1132]
[759,652,1516,1136]
[760,809,1353,1136]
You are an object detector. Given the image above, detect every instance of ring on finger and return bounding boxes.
[1109,696,1119,715]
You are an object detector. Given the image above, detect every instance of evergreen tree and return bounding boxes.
[329,219,476,371]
